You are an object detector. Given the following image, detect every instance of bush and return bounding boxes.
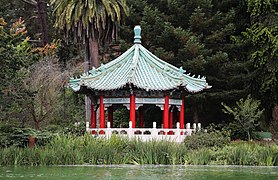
[184,129,231,150]
[0,124,54,148]
[222,95,264,141]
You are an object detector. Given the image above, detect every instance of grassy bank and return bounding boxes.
[1,134,278,166]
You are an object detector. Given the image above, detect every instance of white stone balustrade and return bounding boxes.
[87,121,200,143]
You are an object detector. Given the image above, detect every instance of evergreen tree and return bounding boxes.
[121,0,254,125]
[241,0,278,123]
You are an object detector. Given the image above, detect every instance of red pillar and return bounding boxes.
[99,95,105,128]
[91,103,96,128]
[130,94,136,128]
[163,95,169,129]
[108,106,113,128]
[139,106,144,128]
[179,97,185,129]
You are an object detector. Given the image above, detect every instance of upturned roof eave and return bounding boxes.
[69,79,210,94]
[68,25,211,94]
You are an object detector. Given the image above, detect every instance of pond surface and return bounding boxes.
[1,165,278,179]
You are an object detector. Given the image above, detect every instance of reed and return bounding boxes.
[186,149,212,165]
[211,142,278,166]
[1,134,278,166]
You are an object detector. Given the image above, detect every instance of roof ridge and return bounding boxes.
[101,45,135,70]
[128,44,140,84]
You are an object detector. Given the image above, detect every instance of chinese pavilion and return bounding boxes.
[69,26,211,132]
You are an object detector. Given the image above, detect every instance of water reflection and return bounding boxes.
[1,165,278,180]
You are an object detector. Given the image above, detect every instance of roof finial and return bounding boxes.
[134,25,141,44]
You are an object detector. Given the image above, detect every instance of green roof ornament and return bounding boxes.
[134,25,141,44]
[179,67,185,74]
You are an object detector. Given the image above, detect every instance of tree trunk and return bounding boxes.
[84,37,91,124]
[84,37,99,125]
[30,103,40,130]
[89,37,99,68]
[37,0,49,45]
[35,120,40,131]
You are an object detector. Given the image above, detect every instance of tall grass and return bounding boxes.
[1,134,278,166]
[215,142,278,166]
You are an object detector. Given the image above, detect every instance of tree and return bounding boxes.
[118,0,253,125]
[222,95,264,141]
[24,54,69,130]
[50,0,129,69]
[0,18,38,126]
[50,0,129,123]
[240,0,277,124]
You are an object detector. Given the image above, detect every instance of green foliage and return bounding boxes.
[0,135,186,165]
[184,128,231,150]
[121,0,254,125]
[222,95,264,140]
[243,24,277,93]
[113,108,130,128]
[240,0,278,123]
[186,148,213,165]
[0,124,54,148]
[213,142,278,166]
[1,135,278,166]
[126,140,187,165]
[0,18,38,124]
[50,0,129,43]
[245,0,276,17]
[0,0,40,40]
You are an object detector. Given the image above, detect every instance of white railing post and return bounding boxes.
[193,123,196,131]
[197,123,201,131]
[186,123,190,129]
[185,123,191,136]
[128,121,133,139]
[176,122,181,142]
[107,122,111,139]
[152,122,158,139]
[86,122,89,132]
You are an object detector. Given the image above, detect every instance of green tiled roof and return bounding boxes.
[69,26,211,93]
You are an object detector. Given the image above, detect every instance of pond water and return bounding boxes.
[1,165,278,180]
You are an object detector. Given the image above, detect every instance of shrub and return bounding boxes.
[184,129,231,150]
[222,95,264,141]
[0,124,54,147]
